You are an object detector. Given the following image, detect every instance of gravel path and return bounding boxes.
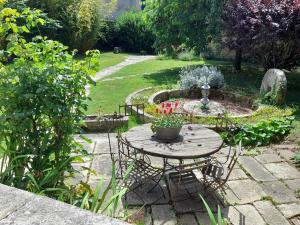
[86,55,156,95]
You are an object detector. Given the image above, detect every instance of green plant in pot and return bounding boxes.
[151,102,184,140]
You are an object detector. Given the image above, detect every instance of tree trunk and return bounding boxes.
[234,49,242,71]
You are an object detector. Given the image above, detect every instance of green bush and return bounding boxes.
[177,50,197,61]
[115,11,155,54]
[0,5,100,194]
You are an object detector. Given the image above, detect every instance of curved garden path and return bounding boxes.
[86,55,156,95]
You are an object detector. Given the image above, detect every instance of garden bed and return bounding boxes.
[83,115,129,132]
[128,87,294,125]
[149,89,258,118]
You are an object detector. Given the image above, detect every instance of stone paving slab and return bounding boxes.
[89,154,113,177]
[272,144,299,151]
[151,205,177,225]
[178,214,198,225]
[253,201,290,225]
[226,204,265,225]
[238,156,276,181]
[228,168,249,180]
[225,179,266,204]
[125,181,170,206]
[261,180,298,204]
[265,162,300,180]
[254,153,283,164]
[196,212,221,225]
[278,150,296,162]
[0,184,128,225]
[284,179,300,192]
[277,202,300,218]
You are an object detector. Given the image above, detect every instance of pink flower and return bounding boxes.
[167,102,171,108]
[162,102,165,108]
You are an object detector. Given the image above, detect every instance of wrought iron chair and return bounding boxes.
[166,159,211,203]
[199,114,243,204]
[201,141,242,193]
[214,113,241,164]
[108,131,165,204]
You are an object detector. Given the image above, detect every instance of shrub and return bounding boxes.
[177,50,197,61]
[180,66,225,89]
[114,11,155,54]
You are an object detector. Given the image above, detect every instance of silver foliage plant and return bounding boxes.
[179,66,225,89]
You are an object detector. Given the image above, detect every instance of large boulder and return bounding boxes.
[260,69,287,104]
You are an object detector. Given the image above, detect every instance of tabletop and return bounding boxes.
[123,124,223,160]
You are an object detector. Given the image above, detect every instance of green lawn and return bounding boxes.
[95,52,130,71]
[87,58,207,114]
[86,56,300,142]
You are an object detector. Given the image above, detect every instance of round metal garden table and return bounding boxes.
[124,123,223,161]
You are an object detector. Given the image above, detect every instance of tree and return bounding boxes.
[223,0,300,71]
[147,0,226,55]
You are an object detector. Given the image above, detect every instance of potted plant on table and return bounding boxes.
[151,102,184,140]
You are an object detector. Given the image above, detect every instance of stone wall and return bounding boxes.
[0,184,129,225]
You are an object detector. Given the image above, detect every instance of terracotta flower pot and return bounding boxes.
[155,126,182,140]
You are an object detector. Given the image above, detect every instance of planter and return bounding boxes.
[83,115,129,133]
[154,126,182,140]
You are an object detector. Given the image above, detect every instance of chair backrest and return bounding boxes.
[215,113,241,163]
[224,141,243,181]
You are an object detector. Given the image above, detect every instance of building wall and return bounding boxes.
[114,0,140,17]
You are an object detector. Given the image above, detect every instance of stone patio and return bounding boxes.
[74,133,300,225]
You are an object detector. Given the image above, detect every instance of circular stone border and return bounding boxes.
[149,89,259,118]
